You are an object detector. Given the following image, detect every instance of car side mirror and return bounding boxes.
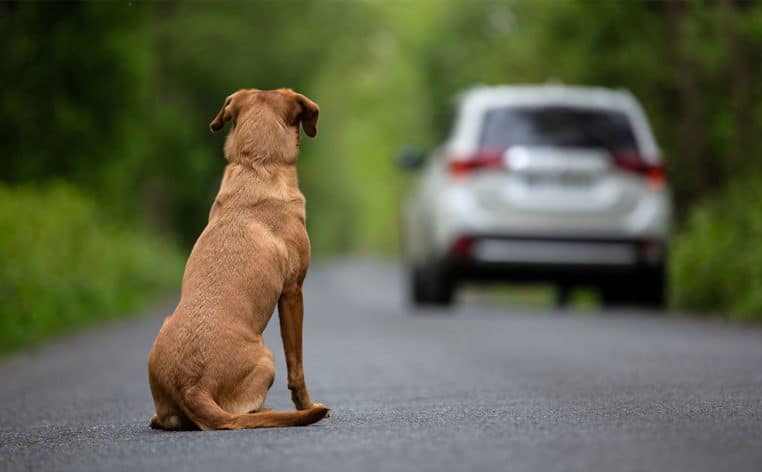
[396,145,426,170]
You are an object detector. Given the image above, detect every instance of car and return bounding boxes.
[398,84,672,308]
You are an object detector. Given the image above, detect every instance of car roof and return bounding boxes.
[457,84,639,110]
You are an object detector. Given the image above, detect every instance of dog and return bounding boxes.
[147,88,329,430]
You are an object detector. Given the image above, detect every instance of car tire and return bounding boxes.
[409,263,455,307]
[600,266,666,309]
[639,266,666,309]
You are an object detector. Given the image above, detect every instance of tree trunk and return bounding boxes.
[667,0,707,197]
[719,0,754,174]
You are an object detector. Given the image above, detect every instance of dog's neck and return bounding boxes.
[223,118,299,168]
[212,162,304,213]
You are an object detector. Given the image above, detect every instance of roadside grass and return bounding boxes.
[466,283,600,311]
[0,183,184,354]
[669,174,762,322]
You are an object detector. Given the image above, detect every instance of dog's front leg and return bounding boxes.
[278,284,315,410]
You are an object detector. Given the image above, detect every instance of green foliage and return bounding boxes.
[670,175,762,321]
[0,184,183,353]
[0,2,151,189]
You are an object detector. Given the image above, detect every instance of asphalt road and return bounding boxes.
[1,260,761,472]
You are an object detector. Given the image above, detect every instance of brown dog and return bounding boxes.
[147,88,329,430]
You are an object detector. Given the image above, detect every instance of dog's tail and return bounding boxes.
[181,388,329,430]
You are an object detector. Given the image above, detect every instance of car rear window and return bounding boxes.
[480,106,639,153]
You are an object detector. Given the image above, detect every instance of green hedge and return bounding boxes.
[670,176,762,321]
[0,183,184,353]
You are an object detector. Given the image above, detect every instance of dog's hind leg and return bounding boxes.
[217,342,276,416]
[177,342,328,430]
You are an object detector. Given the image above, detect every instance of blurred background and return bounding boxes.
[2,0,762,354]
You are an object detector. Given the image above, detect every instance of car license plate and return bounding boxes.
[522,173,593,188]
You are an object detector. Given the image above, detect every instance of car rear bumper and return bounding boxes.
[442,235,665,284]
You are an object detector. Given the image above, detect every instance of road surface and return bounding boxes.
[1,260,761,471]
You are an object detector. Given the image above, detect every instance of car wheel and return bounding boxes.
[600,267,666,309]
[410,265,428,303]
[555,283,572,308]
[409,263,455,307]
[638,267,666,309]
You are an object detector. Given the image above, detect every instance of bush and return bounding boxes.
[670,175,762,321]
[0,183,184,353]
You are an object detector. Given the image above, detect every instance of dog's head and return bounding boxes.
[210,88,319,165]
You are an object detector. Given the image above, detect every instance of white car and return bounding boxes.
[399,85,672,308]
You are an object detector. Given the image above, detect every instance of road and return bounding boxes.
[1,260,761,472]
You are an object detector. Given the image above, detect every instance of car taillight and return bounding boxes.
[450,234,475,259]
[640,238,665,264]
[613,152,667,190]
[448,150,504,177]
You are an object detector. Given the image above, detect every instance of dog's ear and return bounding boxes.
[210,94,237,133]
[292,92,320,138]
